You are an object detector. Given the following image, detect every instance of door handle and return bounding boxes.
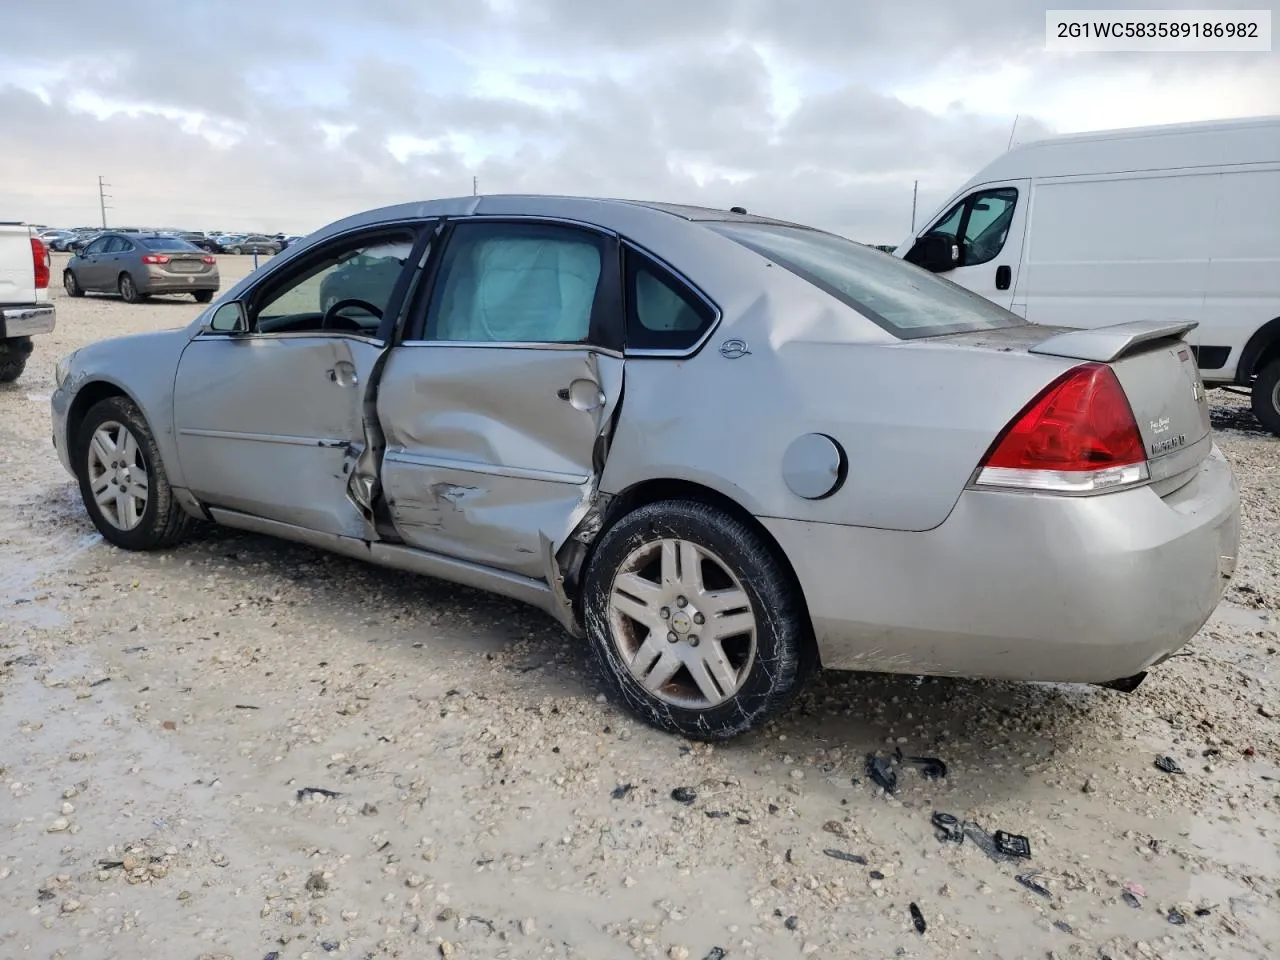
[327,361,359,387]
[995,264,1012,290]
[558,379,606,411]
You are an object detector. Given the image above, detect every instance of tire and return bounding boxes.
[0,340,28,382]
[582,499,814,740]
[1251,356,1280,437]
[230,246,242,255]
[193,290,214,303]
[119,273,146,304]
[74,396,194,550]
[63,270,84,298]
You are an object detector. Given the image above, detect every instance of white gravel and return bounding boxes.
[1,254,1277,959]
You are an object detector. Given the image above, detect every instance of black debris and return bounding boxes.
[321,942,339,952]
[263,954,280,960]
[234,703,259,710]
[489,747,504,760]
[4,654,39,668]
[768,804,780,814]
[1203,748,1221,757]
[90,677,111,687]
[866,754,898,793]
[702,950,727,960]
[1053,920,1074,934]
[870,870,885,880]
[468,916,496,934]
[1168,907,1187,925]
[360,803,378,816]
[37,888,55,901]
[993,830,1032,859]
[784,915,799,930]
[823,848,867,865]
[671,787,697,804]
[909,902,926,934]
[706,811,729,819]
[907,756,948,780]
[1122,891,1143,909]
[1195,907,1212,917]
[784,848,793,863]
[1016,873,1051,898]
[931,811,964,844]
[611,783,634,800]
[123,645,148,654]
[296,787,342,801]
[736,816,751,825]
[1155,756,1185,775]
[305,871,329,893]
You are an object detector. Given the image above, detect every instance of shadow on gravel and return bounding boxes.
[1210,401,1274,437]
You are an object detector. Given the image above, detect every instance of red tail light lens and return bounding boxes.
[141,254,171,264]
[30,237,50,289]
[975,362,1149,493]
[202,255,216,264]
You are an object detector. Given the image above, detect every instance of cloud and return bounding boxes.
[0,0,1276,243]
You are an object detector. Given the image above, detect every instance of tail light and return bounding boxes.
[202,255,216,264]
[30,237,50,289]
[141,254,171,264]
[974,362,1149,494]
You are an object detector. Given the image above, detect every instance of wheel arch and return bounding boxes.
[1236,315,1280,384]
[66,380,142,453]
[571,477,819,663]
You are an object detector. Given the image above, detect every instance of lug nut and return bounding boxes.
[693,612,704,625]
[667,632,679,643]
[688,635,700,647]
[659,607,670,620]
[676,596,688,608]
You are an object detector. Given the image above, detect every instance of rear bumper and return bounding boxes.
[139,274,219,294]
[1,303,55,339]
[764,445,1240,683]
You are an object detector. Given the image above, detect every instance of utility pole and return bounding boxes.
[910,180,918,232]
[98,175,112,228]
[472,175,478,196]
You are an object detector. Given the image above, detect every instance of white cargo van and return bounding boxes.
[895,115,1280,436]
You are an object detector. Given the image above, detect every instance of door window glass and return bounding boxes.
[84,238,109,256]
[961,188,1018,266]
[251,231,416,336]
[426,222,604,343]
[103,237,129,254]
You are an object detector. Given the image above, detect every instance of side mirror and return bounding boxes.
[207,301,248,335]
[904,233,959,273]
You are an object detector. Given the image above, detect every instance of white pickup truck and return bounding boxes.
[0,221,56,382]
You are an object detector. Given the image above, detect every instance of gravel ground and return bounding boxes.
[2,254,1277,960]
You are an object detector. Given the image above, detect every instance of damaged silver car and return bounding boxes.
[51,196,1240,739]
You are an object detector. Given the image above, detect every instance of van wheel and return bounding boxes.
[1251,357,1280,437]
[582,499,815,741]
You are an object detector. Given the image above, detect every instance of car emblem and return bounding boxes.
[719,338,751,359]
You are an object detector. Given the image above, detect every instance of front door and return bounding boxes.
[907,180,1029,311]
[76,236,113,291]
[172,224,425,537]
[377,219,624,579]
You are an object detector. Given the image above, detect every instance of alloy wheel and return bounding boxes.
[86,421,149,531]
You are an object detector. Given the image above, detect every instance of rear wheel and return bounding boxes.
[230,246,242,255]
[193,290,214,303]
[74,396,194,550]
[0,338,30,382]
[1251,357,1280,437]
[582,499,814,740]
[63,269,84,298]
[118,273,146,304]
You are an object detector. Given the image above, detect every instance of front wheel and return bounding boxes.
[582,499,814,740]
[74,396,194,550]
[1252,357,1280,437]
[230,246,242,255]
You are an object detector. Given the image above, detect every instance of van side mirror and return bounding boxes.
[207,301,248,335]
[904,233,959,273]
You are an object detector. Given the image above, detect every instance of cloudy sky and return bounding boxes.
[1,0,1277,243]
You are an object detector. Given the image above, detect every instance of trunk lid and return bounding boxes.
[945,319,1212,491]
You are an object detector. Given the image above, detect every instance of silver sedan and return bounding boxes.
[50,196,1240,739]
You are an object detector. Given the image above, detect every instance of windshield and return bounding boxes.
[142,237,200,252]
[707,222,1025,339]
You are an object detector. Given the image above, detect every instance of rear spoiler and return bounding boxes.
[1029,320,1198,364]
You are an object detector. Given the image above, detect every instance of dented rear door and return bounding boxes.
[376,219,624,580]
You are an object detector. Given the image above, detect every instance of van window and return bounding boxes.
[924,188,1018,267]
[709,222,1025,339]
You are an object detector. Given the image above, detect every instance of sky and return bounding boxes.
[0,1,1277,244]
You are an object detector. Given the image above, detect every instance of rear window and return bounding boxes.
[707,222,1025,339]
[142,237,200,252]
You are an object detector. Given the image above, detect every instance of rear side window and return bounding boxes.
[707,222,1025,339]
[625,249,716,351]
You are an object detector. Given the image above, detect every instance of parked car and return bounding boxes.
[896,114,1280,435]
[0,221,55,382]
[178,232,221,254]
[225,235,279,255]
[63,232,220,303]
[67,232,101,254]
[49,196,1239,739]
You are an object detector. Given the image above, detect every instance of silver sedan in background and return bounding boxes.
[49,196,1239,739]
[63,232,220,303]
